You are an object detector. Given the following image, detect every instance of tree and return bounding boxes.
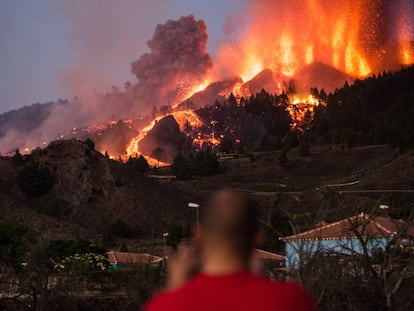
[283,207,414,311]
[54,253,111,275]
[126,155,149,173]
[12,149,24,166]
[228,92,237,106]
[191,149,219,176]
[171,155,192,180]
[219,137,234,153]
[84,138,95,150]
[45,239,106,263]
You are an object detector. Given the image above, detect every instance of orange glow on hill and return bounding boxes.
[287,95,324,130]
[125,110,212,166]
[215,0,413,81]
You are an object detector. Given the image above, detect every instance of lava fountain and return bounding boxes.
[215,0,414,81]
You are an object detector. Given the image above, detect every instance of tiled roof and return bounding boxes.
[107,251,163,265]
[255,249,285,261]
[281,213,414,241]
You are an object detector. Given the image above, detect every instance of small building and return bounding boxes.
[255,249,285,266]
[107,251,164,270]
[281,213,414,268]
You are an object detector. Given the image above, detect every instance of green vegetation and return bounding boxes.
[45,239,106,261]
[54,253,111,274]
[17,164,55,198]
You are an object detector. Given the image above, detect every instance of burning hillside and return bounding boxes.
[1,1,413,164]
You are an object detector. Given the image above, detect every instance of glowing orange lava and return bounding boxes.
[398,2,414,65]
[125,110,215,166]
[287,95,324,130]
[215,0,413,81]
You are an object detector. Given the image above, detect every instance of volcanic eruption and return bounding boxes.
[216,0,413,83]
[124,1,413,164]
[1,1,413,164]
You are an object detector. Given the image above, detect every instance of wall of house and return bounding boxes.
[285,237,390,268]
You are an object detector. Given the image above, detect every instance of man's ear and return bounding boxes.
[254,229,265,247]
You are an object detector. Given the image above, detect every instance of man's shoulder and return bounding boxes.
[144,274,316,311]
[144,289,183,311]
[240,275,316,310]
[144,278,197,311]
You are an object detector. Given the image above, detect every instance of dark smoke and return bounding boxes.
[0,15,214,154]
[131,15,213,107]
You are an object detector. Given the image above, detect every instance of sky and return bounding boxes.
[0,0,246,113]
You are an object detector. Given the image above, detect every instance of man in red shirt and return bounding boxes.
[145,189,316,311]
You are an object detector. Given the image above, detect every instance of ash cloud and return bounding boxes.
[130,15,213,107]
[0,13,214,154]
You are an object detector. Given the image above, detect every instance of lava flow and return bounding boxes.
[8,1,413,165]
[125,110,214,166]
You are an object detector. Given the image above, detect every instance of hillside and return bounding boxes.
[2,140,413,247]
[310,65,414,149]
[0,139,192,244]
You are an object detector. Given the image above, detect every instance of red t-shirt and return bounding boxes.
[144,271,316,311]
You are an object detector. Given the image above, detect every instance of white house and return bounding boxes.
[281,213,413,268]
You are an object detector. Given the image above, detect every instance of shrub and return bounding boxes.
[126,155,149,173]
[12,149,24,166]
[54,253,111,274]
[0,221,28,271]
[171,156,192,180]
[191,149,219,176]
[45,239,106,262]
[171,150,219,179]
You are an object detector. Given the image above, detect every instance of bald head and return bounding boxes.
[200,189,259,260]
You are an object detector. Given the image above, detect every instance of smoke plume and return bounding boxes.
[131,15,213,107]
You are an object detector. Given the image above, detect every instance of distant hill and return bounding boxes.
[294,62,352,93]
